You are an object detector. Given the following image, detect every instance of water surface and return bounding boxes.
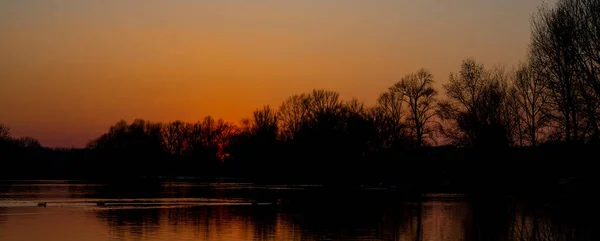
[0,180,593,241]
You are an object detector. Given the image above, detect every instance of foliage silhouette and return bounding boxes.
[1,0,600,195]
[393,69,438,147]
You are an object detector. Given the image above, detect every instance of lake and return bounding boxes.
[0,180,594,241]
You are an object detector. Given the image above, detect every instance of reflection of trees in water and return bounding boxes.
[279,197,475,241]
[286,203,397,240]
[465,198,512,241]
[399,200,471,241]
[97,208,161,240]
[93,199,411,240]
[509,202,596,241]
[90,195,596,241]
[90,201,469,241]
[94,206,297,241]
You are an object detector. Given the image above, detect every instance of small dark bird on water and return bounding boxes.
[96,202,106,206]
[37,202,46,207]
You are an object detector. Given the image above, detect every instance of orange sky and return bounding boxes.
[0,0,553,147]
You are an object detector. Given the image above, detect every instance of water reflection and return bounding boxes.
[0,181,596,241]
[509,202,597,241]
[90,198,491,241]
[95,206,299,241]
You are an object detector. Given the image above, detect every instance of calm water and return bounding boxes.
[0,180,594,241]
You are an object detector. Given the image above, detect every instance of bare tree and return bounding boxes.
[186,116,218,157]
[512,62,550,146]
[306,89,344,123]
[345,98,366,116]
[278,94,311,140]
[393,69,438,147]
[442,58,512,147]
[490,65,518,144]
[371,88,408,149]
[572,0,600,96]
[87,119,164,152]
[214,119,239,161]
[199,116,218,148]
[444,59,488,119]
[436,100,467,146]
[507,86,527,146]
[252,105,278,138]
[573,0,600,141]
[186,116,239,160]
[15,137,42,148]
[343,98,370,132]
[531,1,584,142]
[442,58,489,145]
[163,121,190,156]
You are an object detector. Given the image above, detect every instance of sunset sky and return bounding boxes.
[1,0,552,147]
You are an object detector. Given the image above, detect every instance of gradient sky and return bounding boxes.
[0,0,552,147]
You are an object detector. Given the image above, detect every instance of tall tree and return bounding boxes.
[393,69,438,147]
[342,98,375,157]
[162,121,190,156]
[252,105,278,139]
[306,89,345,126]
[187,116,238,161]
[531,1,584,142]
[214,119,238,161]
[571,0,600,97]
[87,119,164,152]
[278,94,311,140]
[442,58,512,147]
[511,62,550,146]
[373,87,407,149]
[442,58,488,145]
[573,0,600,141]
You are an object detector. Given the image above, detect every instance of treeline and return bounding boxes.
[1,0,599,188]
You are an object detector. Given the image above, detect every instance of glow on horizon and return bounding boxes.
[0,0,553,147]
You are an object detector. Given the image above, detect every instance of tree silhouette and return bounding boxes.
[370,87,409,150]
[85,119,166,177]
[87,119,164,155]
[297,89,345,145]
[567,0,600,141]
[162,121,190,156]
[187,117,218,160]
[341,98,377,180]
[441,58,488,146]
[5,0,600,184]
[393,69,438,147]
[531,1,585,142]
[187,116,238,162]
[252,105,278,139]
[342,99,374,153]
[14,137,42,149]
[442,59,512,148]
[213,119,238,161]
[228,106,281,180]
[278,94,311,141]
[573,0,600,95]
[511,62,550,146]
[305,89,345,124]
